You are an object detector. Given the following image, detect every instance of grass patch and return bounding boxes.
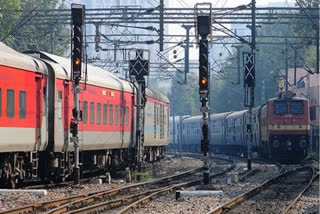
[131,171,153,181]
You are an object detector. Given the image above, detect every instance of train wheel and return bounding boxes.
[1,160,17,188]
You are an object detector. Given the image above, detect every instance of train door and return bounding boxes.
[62,81,70,152]
[35,75,42,150]
[54,86,64,152]
[40,77,48,151]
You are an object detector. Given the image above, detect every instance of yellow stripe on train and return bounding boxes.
[267,125,310,130]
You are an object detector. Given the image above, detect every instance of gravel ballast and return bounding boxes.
[0,155,202,211]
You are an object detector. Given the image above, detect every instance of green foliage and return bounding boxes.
[169,72,200,116]
[14,0,69,55]
[131,171,152,180]
[292,0,318,69]
[1,0,69,56]
[0,0,21,45]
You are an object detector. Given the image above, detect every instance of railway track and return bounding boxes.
[1,156,234,214]
[50,157,235,214]
[1,167,203,214]
[283,172,319,214]
[206,165,316,214]
[117,161,236,214]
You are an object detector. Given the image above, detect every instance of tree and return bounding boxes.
[10,0,69,55]
[169,72,200,116]
[292,0,319,70]
[0,0,21,45]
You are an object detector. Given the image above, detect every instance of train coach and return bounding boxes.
[171,93,310,163]
[0,42,169,188]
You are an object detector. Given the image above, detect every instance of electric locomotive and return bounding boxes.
[259,92,309,161]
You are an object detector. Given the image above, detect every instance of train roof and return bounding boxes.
[183,115,202,123]
[268,96,309,102]
[169,115,191,123]
[146,87,169,104]
[210,112,233,120]
[225,110,248,119]
[25,50,133,93]
[0,42,47,74]
[25,51,169,104]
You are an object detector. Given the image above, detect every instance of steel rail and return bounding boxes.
[44,168,203,214]
[206,166,314,214]
[118,159,236,214]
[46,155,234,214]
[44,167,203,214]
[283,172,319,214]
[63,187,167,214]
[0,167,202,214]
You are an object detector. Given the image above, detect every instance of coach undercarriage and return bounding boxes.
[0,146,165,188]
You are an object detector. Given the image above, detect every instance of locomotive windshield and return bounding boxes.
[290,101,304,114]
[274,101,287,114]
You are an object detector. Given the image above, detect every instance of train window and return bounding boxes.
[125,107,129,125]
[103,104,107,125]
[157,106,159,125]
[0,88,2,117]
[90,102,94,124]
[274,101,287,114]
[109,104,113,125]
[290,101,304,114]
[97,103,101,124]
[7,89,14,118]
[120,106,124,125]
[310,106,316,121]
[19,91,26,118]
[154,104,156,138]
[43,87,47,116]
[115,105,118,125]
[58,91,62,119]
[82,101,88,124]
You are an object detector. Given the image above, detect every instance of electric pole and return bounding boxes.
[159,0,164,51]
[285,38,288,92]
[182,25,192,84]
[294,49,297,85]
[70,3,85,185]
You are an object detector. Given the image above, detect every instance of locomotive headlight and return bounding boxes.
[273,140,280,148]
[299,140,307,148]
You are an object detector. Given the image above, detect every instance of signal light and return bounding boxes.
[74,58,81,65]
[201,78,207,85]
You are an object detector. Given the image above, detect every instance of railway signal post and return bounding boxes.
[70,3,85,185]
[195,3,212,185]
[244,0,256,171]
[129,49,150,181]
[243,52,255,171]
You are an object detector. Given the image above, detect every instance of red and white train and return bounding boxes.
[0,42,169,187]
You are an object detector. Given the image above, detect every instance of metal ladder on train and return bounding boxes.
[31,151,38,178]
